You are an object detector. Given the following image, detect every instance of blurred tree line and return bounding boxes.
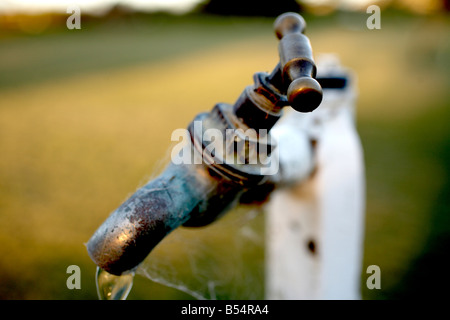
[1,0,449,35]
[200,0,303,16]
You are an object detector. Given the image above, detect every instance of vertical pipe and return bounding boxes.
[266,55,365,299]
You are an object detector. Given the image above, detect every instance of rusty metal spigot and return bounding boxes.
[87,12,322,276]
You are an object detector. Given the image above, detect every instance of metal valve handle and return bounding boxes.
[274,12,323,113]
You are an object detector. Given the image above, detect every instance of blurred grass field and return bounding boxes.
[0,12,449,299]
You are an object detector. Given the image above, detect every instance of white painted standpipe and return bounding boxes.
[266,55,365,300]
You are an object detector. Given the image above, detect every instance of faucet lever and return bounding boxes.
[274,12,323,113]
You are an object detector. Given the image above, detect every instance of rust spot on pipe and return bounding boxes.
[307,239,316,254]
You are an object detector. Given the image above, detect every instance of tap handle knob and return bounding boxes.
[274,12,323,113]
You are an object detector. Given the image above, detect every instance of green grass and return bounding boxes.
[0,12,449,299]
[0,14,274,89]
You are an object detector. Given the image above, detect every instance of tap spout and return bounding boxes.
[87,158,245,275]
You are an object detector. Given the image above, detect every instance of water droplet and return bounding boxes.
[96,266,134,300]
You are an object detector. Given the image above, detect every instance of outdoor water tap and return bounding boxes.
[87,12,323,276]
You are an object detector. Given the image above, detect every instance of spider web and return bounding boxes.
[136,204,266,300]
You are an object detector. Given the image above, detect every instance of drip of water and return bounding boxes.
[96,267,135,300]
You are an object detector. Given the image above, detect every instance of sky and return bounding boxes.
[0,0,204,14]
